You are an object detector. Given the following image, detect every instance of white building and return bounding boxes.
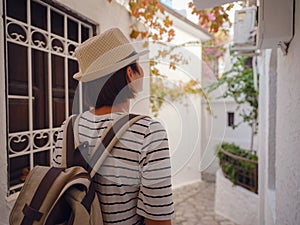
[194,0,300,224]
[257,0,300,224]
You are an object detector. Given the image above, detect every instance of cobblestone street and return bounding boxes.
[172,181,238,225]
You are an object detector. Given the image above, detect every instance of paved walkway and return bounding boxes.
[172,181,238,225]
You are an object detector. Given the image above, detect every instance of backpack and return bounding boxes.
[9,113,147,225]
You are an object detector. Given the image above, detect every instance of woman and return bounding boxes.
[53,28,174,225]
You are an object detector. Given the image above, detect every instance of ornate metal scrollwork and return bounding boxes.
[9,133,30,154]
[67,42,78,57]
[7,20,28,43]
[33,131,50,149]
[31,30,48,49]
[51,37,65,53]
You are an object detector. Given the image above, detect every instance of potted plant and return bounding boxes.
[216,142,258,193]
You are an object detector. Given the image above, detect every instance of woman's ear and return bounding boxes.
[126,66,134,83]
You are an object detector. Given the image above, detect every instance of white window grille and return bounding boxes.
[5,0,96,194]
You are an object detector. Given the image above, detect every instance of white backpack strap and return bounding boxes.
[73,114,81,149]
[62,115,76,168]
[89,114,148,178]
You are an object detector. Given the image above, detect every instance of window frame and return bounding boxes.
[4,0,98,195]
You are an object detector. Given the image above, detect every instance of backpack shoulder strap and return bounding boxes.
[73,114,81,149]
[89,114,149,177]
[62,115,77,168]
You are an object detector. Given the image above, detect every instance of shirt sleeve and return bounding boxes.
[52,122,66,167]
[137,120,174,220]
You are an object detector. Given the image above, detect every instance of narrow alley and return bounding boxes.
[173,182,238,225]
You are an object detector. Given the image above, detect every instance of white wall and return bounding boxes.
[258,48,276,225]
[200,99,226,175]
[171,0,199,23]
[200,97,255,175]
[215,170,259,225]
[275,0,300,224]
[260,1,300,224]
[149,20,205,187]
[158,96,202,188]
[59,0,133,33]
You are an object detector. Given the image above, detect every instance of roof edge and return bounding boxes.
[163,5,214,40]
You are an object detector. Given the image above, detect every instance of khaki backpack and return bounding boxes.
[9,114,147,225]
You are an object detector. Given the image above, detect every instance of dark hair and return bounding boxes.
[83,63,139,109]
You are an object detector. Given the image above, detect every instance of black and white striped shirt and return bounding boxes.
[53,111,174,224]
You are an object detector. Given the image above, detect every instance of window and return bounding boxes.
[227,112,235,127]
[5,0,97,194]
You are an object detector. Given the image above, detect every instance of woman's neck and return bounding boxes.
[91,100,130,115]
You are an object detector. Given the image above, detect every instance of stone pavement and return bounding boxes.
[172,181,238,225]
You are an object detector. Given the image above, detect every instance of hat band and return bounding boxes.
[121,51,138,61]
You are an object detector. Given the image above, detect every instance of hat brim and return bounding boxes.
[73,49,149,82]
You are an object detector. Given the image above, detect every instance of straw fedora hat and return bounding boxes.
[73,28,149,82]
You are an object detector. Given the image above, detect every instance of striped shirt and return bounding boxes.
[53,111,174,224]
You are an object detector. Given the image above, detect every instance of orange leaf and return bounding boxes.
[169,62,176,70]
[157,3,165,13]
[130,30,140,39]
[168,29,175,37]
[152,33,159,40]
[141,31,148,39]
[158,50,168,58]
[164,16,173,27]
